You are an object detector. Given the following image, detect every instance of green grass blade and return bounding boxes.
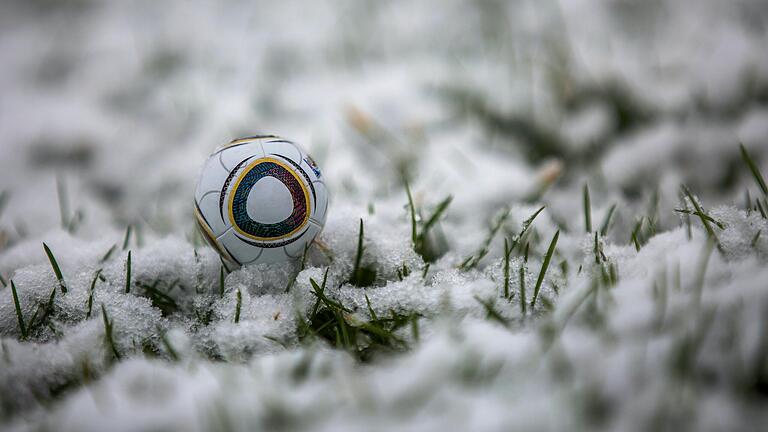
[405,180,417,244]
[740,143,768,195]
[530,230,559,309]
[692,240,715,308]
[100,244,117,263]
[599,204,617,236]
[756,198,767,219]
[285,243,311,293]
[460,207,510,271]
[43,243,67,294]
[161,332,179,361]
[219,265,225,297]
[310,276,351,313]
[630,218,644,251]
[503,238,511,299]
[0,191,9,219]
[86,269,102,319]
[352,218,364,284]
[56,175,69,230]
[583,183,592,233]
[122,225,132,250]
[474,295,509,328]
[519,263,527,316]
[101,304,121,360]
[308,268,330,322]
[509,206,545,251]
[10,280,27,339]
[234,288,242,323]
[365,293,379,322]
[124,251,132,294]
[673,208,725,230]
[421,196,453,236]
[681,186,722,252]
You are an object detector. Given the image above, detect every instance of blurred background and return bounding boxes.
[1,0,767,248]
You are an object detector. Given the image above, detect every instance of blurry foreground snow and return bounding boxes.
[2,0,768,430]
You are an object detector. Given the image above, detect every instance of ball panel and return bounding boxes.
[310,180,329,225]
[261,139,302,162]
[195,155,230,201]
[283,221,321,259]
[299,154,323,183]
[195,211,239,265]
[195,191,230,237]
[245,176,294,224]
[217,229,264,265]
[225,135,277,147]
[243,247,290,265]
[219,141,265,171]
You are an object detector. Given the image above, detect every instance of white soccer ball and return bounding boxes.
[194,135,329,266]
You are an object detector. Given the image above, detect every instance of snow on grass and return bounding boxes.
[2,0,768,430]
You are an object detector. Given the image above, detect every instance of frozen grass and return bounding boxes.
[2,0,768,430]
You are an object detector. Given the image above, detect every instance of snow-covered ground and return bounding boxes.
[2,0,768,430]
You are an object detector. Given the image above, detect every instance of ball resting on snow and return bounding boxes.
[194,135,329,266]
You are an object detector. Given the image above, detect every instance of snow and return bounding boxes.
[2,0,768,430]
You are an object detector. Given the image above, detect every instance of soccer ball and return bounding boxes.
[194,135,329,266]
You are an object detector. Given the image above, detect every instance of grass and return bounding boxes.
[234,288,242,323]
[137,279,179,316]
[410,314,420,342]
[530,230,559,309]
[396,263,410,281]
[741,143,768,220]
[519,258,527,316]
[406,179,417,242]
[599,204,616,236]
[349,219,376,287]
[692,240,715,309]
[673,208,725,230]
[405,179,452,262]
[285,244,310,293]
[474,295,510,328]
[86,269,102,319]
[101,304,121,360]
[122,225,132,250]
[56,175,69,231]
[681,186,723,252]
[510,207,545,251]
[124,251,132,293]
[161,332,179,361]
[583,183,591,233]
[27,287,57,336]
[219,265,225,297]
[10,280,27,339]
[0,190,8,219]
[459,207,510,270]
[299,268,410,361]
[43,243,67,294]
[502,238,512,299]
[100,244,117,262]
[740,143,768,195]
